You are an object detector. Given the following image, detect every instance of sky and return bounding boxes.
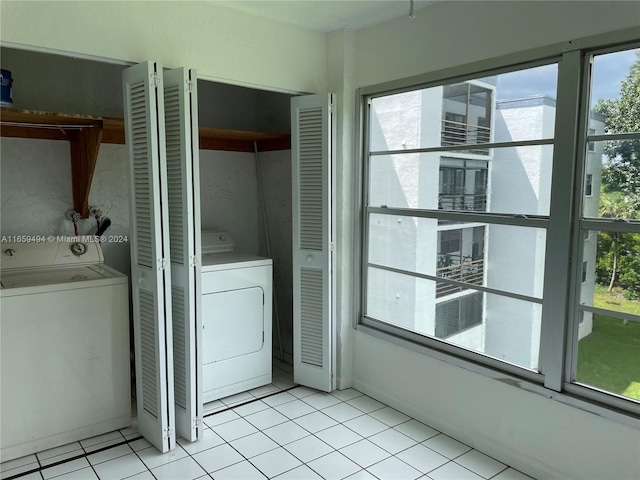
[495,48,638,106]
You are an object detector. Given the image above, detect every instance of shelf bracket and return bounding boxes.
[70,121,103,218]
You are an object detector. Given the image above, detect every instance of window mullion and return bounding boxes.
[539,50,584,392]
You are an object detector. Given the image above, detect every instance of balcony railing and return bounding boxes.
[441,119,490,153]
[436,256,484,298]
[439,193,487,212]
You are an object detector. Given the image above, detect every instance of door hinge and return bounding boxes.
[152,72,161,88]
[160,258,167,270]
[329,103,334,114]
[190,255,198,267]
[193,417,202,428]
[163,427,173,439]
[188,80,193,93]
[329,242,335,252]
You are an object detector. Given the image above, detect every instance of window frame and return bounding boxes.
[356,27,640,427]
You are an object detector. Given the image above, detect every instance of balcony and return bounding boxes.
[441,119,490,153]
[438,193,487,212]
[436,255,484,298]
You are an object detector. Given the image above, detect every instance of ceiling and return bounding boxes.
[214,0,438,33]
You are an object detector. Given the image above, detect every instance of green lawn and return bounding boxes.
[577,288,640,401]
[593,284,640,315]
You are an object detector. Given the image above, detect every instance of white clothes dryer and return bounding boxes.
[0,239,130,462]
[201,231,272,402]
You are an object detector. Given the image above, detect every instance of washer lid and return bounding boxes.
[1,239,104,271]
[1,265,109,288]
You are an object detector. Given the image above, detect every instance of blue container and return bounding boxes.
[1,69,13,107]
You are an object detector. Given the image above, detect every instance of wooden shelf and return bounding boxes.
[199,127,291,152]
[0,108,291,218]
[97,118,291,152]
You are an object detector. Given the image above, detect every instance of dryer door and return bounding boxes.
[202,287,265,364]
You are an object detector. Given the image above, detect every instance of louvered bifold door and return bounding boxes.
[123,61,175,452]
[163,68,203,442]
[291,94,336,392]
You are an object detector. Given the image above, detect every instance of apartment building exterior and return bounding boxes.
[367,80,604,370]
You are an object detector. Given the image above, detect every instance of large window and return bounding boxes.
[360,35,640,420]
[571,48,640,408]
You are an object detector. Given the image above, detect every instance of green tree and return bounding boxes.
[593,50,640,298]
[593,50,640,210]
[597,192,637,292]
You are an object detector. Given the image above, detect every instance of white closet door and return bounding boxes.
[163,68,203,442]
[123,61,175,452]
[291,93,336,392]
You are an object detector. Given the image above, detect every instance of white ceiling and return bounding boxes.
[214,0,438,33]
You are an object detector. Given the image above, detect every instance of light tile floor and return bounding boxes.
[1,360,535,480]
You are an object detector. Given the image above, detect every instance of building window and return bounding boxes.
[435,292,483,338]
[587,128,596,152]
[360,35,640,419]
[364,64,555,371]
[438,159,488,212]
[585,173,593,197]
[442,83,492,152]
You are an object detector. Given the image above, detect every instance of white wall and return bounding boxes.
[0,1,328,94]
[328,29,358,388]
[348,2,640,479]
[355,1,640,88]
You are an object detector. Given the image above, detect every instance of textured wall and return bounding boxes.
[199,150,259,255]
[0,138,130,275]
[1,138,73,237]
[88,144,131,277]
[258,149,294,356]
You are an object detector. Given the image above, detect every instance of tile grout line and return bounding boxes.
[203,384,300,418]
[201,390,358,478]
[0,367,294,480]
[127,440,159,480]
[5,395,417,480]
[137,383,302,479]
[3,385,531,480]
[3,436,144,480]
[177,400,520,480]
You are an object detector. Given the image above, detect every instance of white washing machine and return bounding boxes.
[201,231,272,402]
[0,239,130,462]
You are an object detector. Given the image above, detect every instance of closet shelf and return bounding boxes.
[0,107,291,218]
